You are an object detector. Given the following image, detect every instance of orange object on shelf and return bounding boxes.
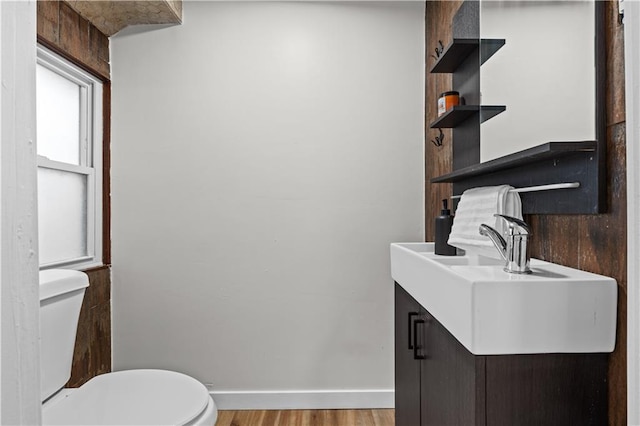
[437,91,460,116]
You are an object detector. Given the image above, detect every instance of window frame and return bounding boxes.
[36,45,103,270]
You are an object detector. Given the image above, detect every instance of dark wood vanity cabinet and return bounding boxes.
[395,283,480,426]
[394,283,608,426]
[394,283,422,426]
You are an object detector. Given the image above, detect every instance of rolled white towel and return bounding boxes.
[447,185,523,259]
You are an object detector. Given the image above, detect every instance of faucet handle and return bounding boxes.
[494,214,530,235]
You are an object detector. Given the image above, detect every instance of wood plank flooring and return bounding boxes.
[215,409,395,426]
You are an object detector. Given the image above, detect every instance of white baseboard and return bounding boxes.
[210,389,394,410]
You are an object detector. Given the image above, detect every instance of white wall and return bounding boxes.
[0,0,41,423]
[625,1,640,423]
[111,1,424,409]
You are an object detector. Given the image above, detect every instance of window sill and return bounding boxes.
[40,259,105,272]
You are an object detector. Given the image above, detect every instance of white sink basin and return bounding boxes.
[390,242,617,355]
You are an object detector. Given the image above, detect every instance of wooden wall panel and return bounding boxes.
[37,0,59,43]
[425,1,627,424]
[37,0,110,80]
[68,267,112,387]
[36,0,112,387]
[425,1,461,241]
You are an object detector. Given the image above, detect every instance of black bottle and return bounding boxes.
[435,199,456,256]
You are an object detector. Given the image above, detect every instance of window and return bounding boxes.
[36,46,103,269]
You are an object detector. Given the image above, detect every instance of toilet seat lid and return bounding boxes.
[43,369,209,425]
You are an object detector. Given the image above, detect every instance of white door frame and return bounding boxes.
[625,1,640,424]
[0,0,40,424]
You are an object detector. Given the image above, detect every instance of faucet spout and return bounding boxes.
[479,224,508,261]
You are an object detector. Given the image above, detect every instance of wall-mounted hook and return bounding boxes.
[430,40,445,61]
[431,128,445,147]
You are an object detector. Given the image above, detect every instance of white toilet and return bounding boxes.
[40,269,218,425]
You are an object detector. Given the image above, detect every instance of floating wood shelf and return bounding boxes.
[480,39,506,65]
[431,141,597,183]
[429,105,505,129]
[430,39,477,73]
[430,38,506,73]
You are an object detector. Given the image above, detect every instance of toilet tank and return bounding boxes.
[39,269,89,402]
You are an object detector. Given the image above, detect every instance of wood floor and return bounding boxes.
[215,409,395,426]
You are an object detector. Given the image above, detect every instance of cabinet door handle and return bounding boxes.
[413,318,427,360]
[408,312,419,349]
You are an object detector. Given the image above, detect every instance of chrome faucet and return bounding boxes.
[479,214,532,274]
